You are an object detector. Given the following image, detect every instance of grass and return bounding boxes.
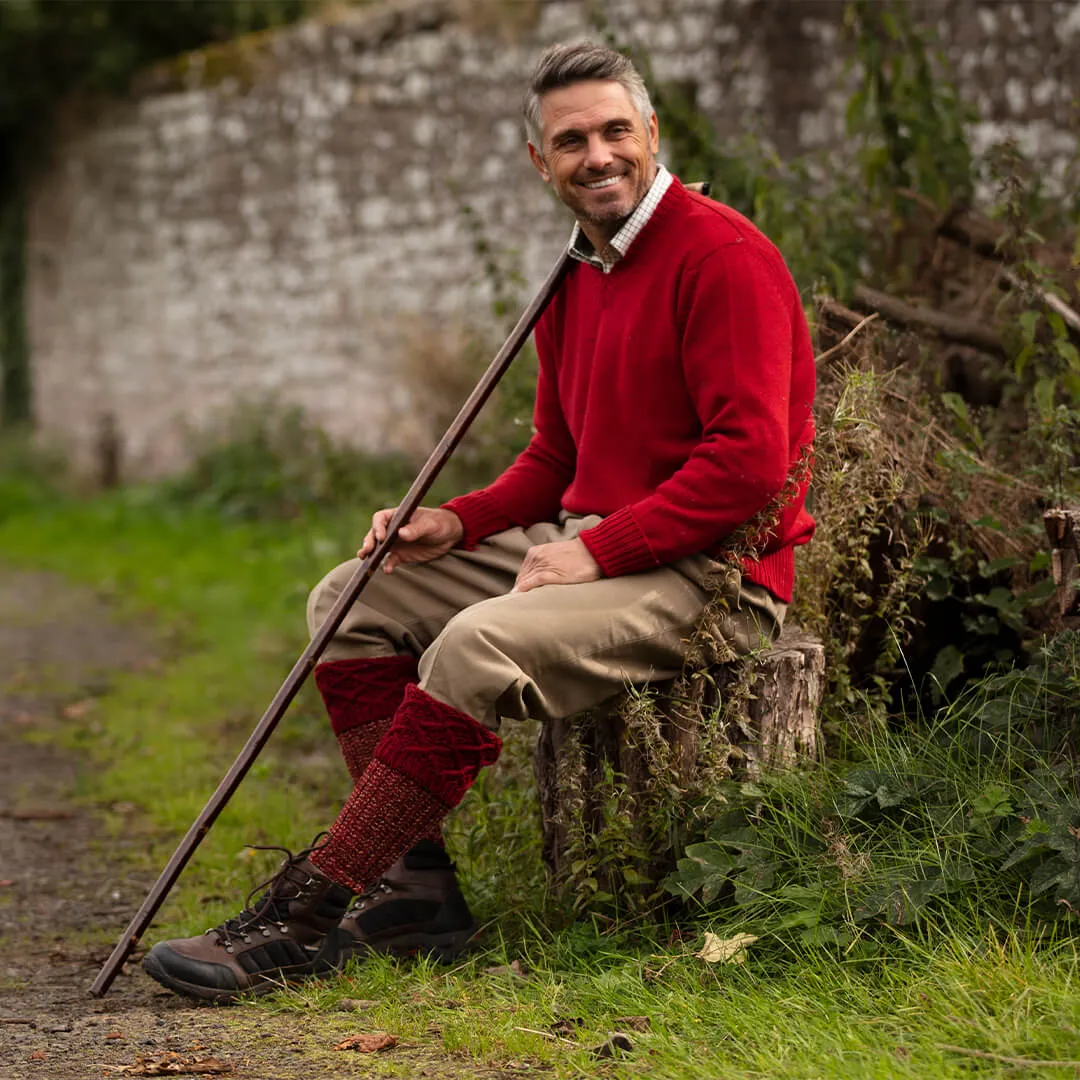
[2,466,1080,1078]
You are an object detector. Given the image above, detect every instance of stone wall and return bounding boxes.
[24,0,1080,478]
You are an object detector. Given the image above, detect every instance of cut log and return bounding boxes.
[1044,507,1080,624]
[852,284,1004,355]
[533,626,825,910]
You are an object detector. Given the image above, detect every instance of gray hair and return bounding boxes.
[523,41,654,150]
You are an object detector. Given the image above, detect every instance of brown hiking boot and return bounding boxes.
[142,847,352,1002]
[314,841,477,972]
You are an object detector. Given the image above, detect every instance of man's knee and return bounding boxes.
[417,602,532,725]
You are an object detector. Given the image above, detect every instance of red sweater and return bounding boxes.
[444,179,815,602]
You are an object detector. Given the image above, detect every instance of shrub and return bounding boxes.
[160,399,414,521]
[665,631,1080,946]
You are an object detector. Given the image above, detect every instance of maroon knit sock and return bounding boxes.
[310,685,502,893]
[316,656,418,778]
[315,656,446,850]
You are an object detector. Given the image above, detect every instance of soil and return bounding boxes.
[0,568,491,1080]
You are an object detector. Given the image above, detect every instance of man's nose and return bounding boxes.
[583,134,614,171]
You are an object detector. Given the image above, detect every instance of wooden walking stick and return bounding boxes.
[90,250,572,997]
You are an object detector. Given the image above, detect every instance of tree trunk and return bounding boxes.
[533,626,825,913]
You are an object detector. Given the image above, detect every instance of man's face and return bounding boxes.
[528,79,659,246]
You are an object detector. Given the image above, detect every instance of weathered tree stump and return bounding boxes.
[533,626,825,911]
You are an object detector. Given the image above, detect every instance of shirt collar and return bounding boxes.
[567,164,673,274]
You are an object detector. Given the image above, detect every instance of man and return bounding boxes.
[143,41,815,1002]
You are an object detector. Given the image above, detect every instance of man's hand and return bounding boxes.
[359,507,465,573]
[513,538,602,593]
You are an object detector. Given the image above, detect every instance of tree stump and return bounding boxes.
[1045,507,1080,627]
[533,626,825,912]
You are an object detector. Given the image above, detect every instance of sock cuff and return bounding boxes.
[315,655,419,736]
[374,685,502,808]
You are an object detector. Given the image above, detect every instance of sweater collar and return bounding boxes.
[567,164,673,274]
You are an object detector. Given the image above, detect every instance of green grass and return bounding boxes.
[3,475,1080,1078]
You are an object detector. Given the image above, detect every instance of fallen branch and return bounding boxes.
[815,313,879,367]
[897,189,1080,335]
[937,1043,1080,1068]
[853,284,1004,354]
[817,297,864,329]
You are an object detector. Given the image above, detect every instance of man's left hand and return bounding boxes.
[513,538,602,593]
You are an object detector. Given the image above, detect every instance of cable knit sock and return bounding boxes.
[315,655,444,849]
[310,685,502,894]
[315,655,418,781]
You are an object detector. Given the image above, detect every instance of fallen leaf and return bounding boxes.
[106,1031,125,1040]
[550,1017,583,1037]
[29,1051,46,1061]
[332,1033,397,1053]
[697,931,759,965]
[0,880,14,888]
[614,1016,651,1032]
[336,998,378,1012]
[103,1053,232,1076]
[591,1033,634,1059]
[62,698,97,719]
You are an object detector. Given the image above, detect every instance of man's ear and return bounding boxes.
[647,111,659,155]
[528,141,551,184]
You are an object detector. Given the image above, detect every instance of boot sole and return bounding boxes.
[142,951,318,1004]
[316,925,477,973]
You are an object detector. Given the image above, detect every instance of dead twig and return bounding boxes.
[512,1026,579,1046]
[814,313,880,367]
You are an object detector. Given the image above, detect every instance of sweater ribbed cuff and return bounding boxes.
[578,507,660,577]
[739,548,795,604]
[441,489,515,550]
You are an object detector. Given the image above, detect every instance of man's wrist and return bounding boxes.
[441,508,465,546]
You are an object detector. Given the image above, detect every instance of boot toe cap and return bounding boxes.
[143,941,241,995]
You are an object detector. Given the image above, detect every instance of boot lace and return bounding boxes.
[345,878,396,916]
[206,834,330,951]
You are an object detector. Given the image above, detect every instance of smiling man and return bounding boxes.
[142,42,816,1002]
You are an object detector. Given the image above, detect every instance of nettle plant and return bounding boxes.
[665,633,1080,944]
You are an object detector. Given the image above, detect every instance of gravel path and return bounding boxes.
[0,568,482,1080]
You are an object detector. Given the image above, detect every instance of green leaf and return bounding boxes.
[1018,309,1041,344]
[925,574,952,601]
[732,862,776,906]
[979,556,1022,577]
[1029,857,1070,897]
[800,925,852,948]
[685,842,739,874]
[931,644,965,693]
[1057,340,1080,370]
[1034,376,1057,420]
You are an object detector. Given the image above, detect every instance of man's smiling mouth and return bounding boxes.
[581,175,623,190]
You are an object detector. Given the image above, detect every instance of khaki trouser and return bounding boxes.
[307,515,786,731]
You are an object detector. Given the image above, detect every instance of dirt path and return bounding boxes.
[0,568,482,1080]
